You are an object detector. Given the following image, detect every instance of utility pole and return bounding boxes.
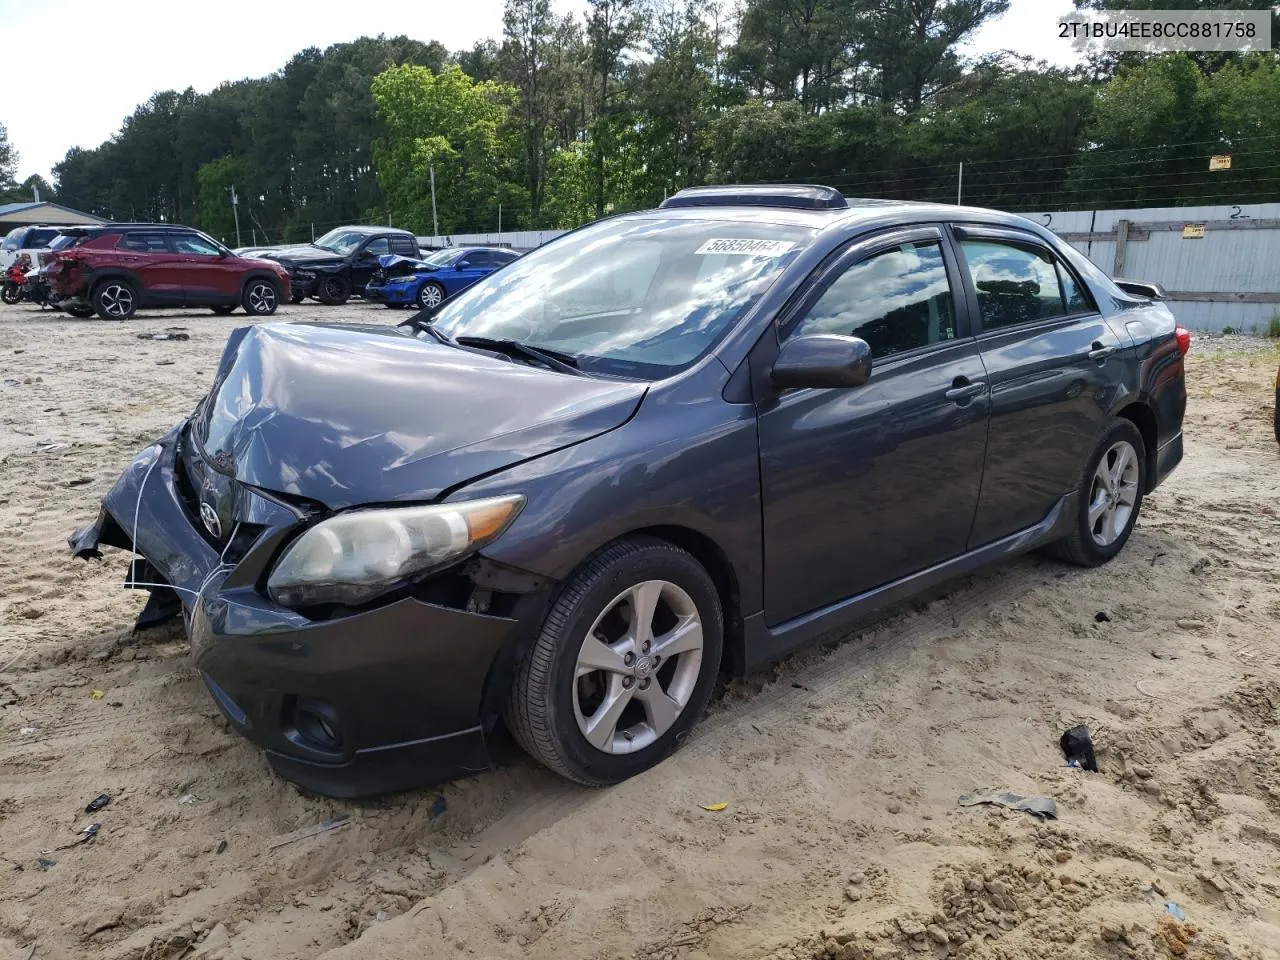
[429,164,439,242]
[228,185,242,247]
[498,203,502,236]
[956,163,963,206]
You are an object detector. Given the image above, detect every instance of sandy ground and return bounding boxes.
[1,301,1279,960]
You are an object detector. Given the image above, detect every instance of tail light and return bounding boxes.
[1175,326,1191,355]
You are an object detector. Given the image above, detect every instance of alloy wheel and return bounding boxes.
[100,284,134,318]
[247,281,276,314]
[419,283,444,308]
[572,580,704,755]
[1086,439,1139,547]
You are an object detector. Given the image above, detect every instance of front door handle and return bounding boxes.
[1088,341,1117,362]
[944,378,986,403]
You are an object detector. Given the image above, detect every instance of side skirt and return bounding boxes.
[740,493,1077,671]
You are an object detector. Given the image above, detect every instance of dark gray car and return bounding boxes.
[70,185,1189,797]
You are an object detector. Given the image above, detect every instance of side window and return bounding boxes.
[786,240,957,360]
[118,232,172,253]
[494,251,517,265]
[457,252,478,268]
[26,229,58,248]
[363,237,390,257]
[959,239,1067,330]
[472,251,494,267]
[171,233,222,256]
[1056,261,1095,314]
[391,235,417,257]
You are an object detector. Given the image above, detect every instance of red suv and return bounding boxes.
[46,224,291,320]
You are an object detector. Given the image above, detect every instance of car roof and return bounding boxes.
[620,199,1046,236]
[332,224,414,235]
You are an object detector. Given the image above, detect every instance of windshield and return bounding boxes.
[312,229,366,255]
[428,218,814,379]
[424,249,463,267]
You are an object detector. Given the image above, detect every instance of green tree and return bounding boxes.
[371,63,523,234]
[196,156,248,244]
[0,123,18,198]
[587,0,646,215]
[501,0,558,219]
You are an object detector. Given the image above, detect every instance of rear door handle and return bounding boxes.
[1088,341,1117,362]
[944,379,986,403]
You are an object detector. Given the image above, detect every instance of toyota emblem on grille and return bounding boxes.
[199,501,222,539]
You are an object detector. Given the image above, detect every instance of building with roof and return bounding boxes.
[0,201,107,231]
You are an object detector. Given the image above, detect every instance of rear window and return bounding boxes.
[118,232,172,253]
[25,229,59,248]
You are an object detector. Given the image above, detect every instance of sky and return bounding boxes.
[2,0,1079,186]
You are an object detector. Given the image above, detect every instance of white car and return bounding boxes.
[0,224,66,271]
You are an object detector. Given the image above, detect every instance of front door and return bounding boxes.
[757,227,991,626]
[351,237,390,288]
[452,251,492,292]
[170,232,239,300]
[950,226,1127,547]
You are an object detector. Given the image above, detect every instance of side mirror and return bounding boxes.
[772,334,872,390]
[1114,278,1167,300]
[455,262,468,271]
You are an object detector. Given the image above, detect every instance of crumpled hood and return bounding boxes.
[195,322,646,508]
[266,245,344,268]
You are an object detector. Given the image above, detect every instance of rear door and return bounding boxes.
[757,227,991,625]
[170,232,238,300]
[115,231,184,302]
[951,225,1126,547]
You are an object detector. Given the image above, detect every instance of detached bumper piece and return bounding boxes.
[67,427,539,797]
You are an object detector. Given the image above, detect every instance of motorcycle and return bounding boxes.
[22,266,53,307]
[2,257,33,305]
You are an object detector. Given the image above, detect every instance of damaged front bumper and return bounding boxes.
[68,426,539,797]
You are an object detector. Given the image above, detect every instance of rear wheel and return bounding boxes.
[241,278,280,316]
[64,304,95,319]
[415,281,446,311]
[505,537,723,786]
[210,305,236,315]
[1047,418,1145,567]
[92,280,138,321]
[317,275,351,306]
[290,292,306,304]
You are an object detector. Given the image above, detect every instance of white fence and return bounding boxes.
[1022,202,1280,332]
[417,229,568,251]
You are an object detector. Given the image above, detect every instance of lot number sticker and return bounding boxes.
[695,238,796,256]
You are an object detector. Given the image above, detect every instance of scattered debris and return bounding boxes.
[3,378,20,387]
[135,332,189,341]
[1094,611,1111,623]
[90,689,105,700]
[1151,649,1180,661]
[1166,901,1186,921]
[1150,550,1167,566]
[177,794,205,805]
[78,823,101,844]
[85,793,112,813]
[376,911,387,922]
[19,726,38,736]
[36,857,55,871]
[429,794,447,819]
[21,943,35,960]
[67,476,93,487]
[266,815,350,851]
[36,441,67,452]
[958,790,1058,820]
[1060,725,1098,771]
[215,839,227,854]
[700,802,728,812]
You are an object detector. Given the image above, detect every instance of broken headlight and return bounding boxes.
[267,495,525,608]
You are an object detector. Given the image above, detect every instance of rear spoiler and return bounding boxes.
[1113,278,1167,300]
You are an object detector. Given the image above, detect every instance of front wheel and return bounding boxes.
[1,282,22,305]
[505,537,723,786]
[241,278,280,316]
[211,305,236,315]
[415,281,446,311]
[1047,418,1146,566]
[64,304,95,319]
[316,275,351,306]
[290,292,306,304]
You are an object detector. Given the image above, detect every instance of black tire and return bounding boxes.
[415,281,446,311]
[211,305,236,315]
[92,279,138,321]
[1,282,21,305]
[505,537,724,786]
[1047,418,1146,567]
[383,302,407,309]
[290,292,306,304]
[241,278,280,316]
[64,304,95,319]
[316,274,351,306]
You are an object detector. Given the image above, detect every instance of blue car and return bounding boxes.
[366,246,520,309]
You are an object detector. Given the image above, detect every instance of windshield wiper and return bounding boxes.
[398,314,454,344]
[455,336,581,375]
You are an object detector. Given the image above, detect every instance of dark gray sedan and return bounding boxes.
[70,185,1189,797]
